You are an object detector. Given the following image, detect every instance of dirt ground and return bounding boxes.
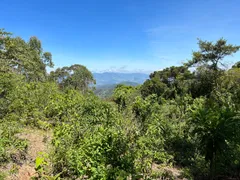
[0,128,52,180]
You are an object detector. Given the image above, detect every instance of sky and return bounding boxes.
[1,0,240,73]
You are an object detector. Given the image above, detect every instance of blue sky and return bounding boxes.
[1,0,240,73]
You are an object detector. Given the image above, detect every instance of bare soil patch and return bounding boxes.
[0,127,52,180]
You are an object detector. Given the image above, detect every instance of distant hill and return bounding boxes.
[94,84,116,99]
[93,72,149,86]
[94,81,141,99]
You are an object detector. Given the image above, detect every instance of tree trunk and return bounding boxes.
[210,152,216,180]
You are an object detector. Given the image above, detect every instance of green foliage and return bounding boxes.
[187,96,240,177]
[190,66,221,98]
[232,61,240,68]
[51,96,137,179]
[33,152,61,180]
[5,81,59,126]
[35,153,48,175]
[141,66,193,99]
[0,71,23,118]
[0,172,6,180]
[141,77,167,98]
[185,38,240,70]
[0,29,53,81]
[49,64,95,92]
[1,29,240,179]
[94,85,115,99]
[0,120,27,163]
[113,84,135,111]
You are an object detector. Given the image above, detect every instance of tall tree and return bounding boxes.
[50,64,95,92]
[0,29,53,81]
[141,66,193,99]
[186,38,240,70]
[186,39,240,98]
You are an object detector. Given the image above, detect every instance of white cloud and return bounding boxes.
[92,65,152,74]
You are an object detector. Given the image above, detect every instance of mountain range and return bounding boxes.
[93,72,149,86]
[93,72,149,98]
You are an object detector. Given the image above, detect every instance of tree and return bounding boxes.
[189,65,221,98]
[141,77,167,98]
[232,61,240,68]
[49,64,95,92]
[141,66,193,99]
[185,38,240,70]
[29,36,54,67]
[0,29,53,81]
[185,39,240,98]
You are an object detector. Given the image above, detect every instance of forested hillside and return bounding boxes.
[1,29,240,180]
[94,82,139,99]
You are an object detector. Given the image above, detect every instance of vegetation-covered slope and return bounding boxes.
[1,29,240,180]
[94,81,139,99]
